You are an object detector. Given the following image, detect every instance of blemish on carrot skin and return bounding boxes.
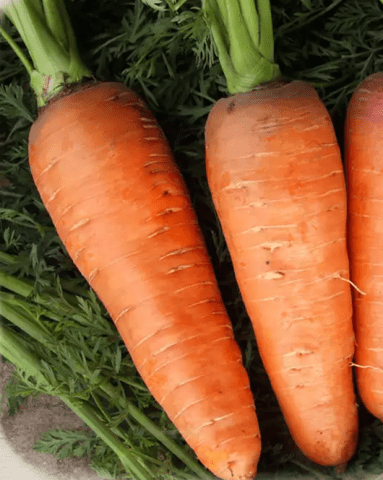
[157,207,183,216]
[148,226,170,238]
[107,94,119,102]
[221,171,231,188]
[285,349,314,357]
[227,100,236,113]
[260,241,286,252]
[260,271,285,279]
[149,168,169,175]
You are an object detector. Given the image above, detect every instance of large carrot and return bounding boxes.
[202,0,358,466]
[345,72,383,421]
[0,1,261,479]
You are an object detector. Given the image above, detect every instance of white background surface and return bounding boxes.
[0,425,53,480]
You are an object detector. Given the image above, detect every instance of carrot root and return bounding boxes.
[205,79,358,467]
[28,82,262,480]
[345,72,383,423]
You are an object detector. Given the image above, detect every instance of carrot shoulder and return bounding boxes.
[28,82,261,480]
[345,72,383,421]
[203,0,358,467]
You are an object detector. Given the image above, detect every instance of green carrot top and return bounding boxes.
[202,0,281,95]
[1,0,91,107]
[1,0,280,102]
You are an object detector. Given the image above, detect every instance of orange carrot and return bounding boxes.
[203,0,358,466]
[29,82,261,480]
[205,80,358,465]
[1,2,261,478]
[345,72,383,421]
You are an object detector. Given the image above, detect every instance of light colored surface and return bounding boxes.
[0,433,54,480]
[0,357,100,480]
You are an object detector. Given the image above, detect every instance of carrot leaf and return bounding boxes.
[33,427,96,460]
[0,83,34,122]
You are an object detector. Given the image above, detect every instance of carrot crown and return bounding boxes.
[0,0,91,107]
[202,0,281,94]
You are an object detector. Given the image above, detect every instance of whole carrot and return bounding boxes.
[203,0,358,467]
[345,72,383,421]
[30,81,260,480]
[1,1,261,479]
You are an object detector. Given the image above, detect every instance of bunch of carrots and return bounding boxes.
[1,0,383,478]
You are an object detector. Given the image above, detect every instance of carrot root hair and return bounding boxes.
[351,362,383,373]
[332,271,366,295]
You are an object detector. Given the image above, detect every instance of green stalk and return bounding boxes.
[255,0,274,62]
[0,251,18,264]
[202,0,280,94]
[0,325,153,480]
[0,293,217,479]
[2,0,92,106]
[0,271,45,298]
[0,270,85,308]
[0,294,56,343]
[61,399,153,480]
[0,25,33,74]
[0,324,50,386]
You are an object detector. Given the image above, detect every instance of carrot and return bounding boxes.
[202,0,358,466]
[30,82,261,480]
[1,2,261,479]
[345,71,383,421]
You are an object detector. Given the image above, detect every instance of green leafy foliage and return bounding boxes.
[0,84,33,122]
[2,0,383,478]
[33,427,96,459]
[0,373,29,416]
[33,428,135,479]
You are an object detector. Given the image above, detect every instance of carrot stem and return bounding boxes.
[1,0,91,106]
[62,398,153,480]
[0,251,18,264]
[0,24,33,74]
[255,0,274,62]
[0,293,57,342]
[202,0,280,94]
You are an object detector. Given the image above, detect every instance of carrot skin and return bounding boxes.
[205,80,358,466]
[28,82,261,480]
[345,72,383,421]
